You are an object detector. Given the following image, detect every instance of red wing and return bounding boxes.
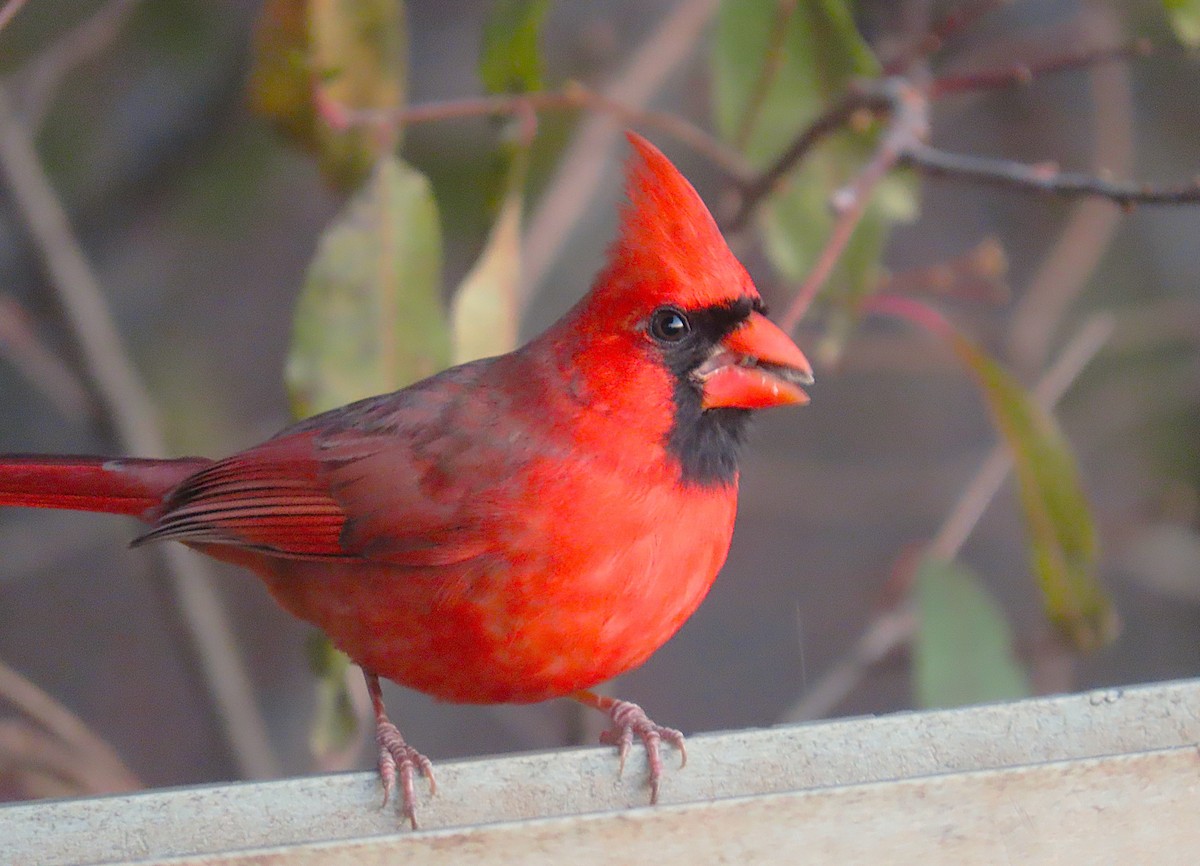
[132,435,352,558]
[133,430,494,566]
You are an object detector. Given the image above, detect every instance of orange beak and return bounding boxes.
[697,312,814,410]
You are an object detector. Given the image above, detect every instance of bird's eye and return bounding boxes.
[649,307,690,342]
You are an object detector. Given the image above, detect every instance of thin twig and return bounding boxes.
[780,313,1114,723]
[0,0,28,35]
[0,294,92,420]
[725,83,894,232]
[883,0,1012,74]
[0,720,95,797]
[729,24,1169,235]
[903,142,1200,206]
[333,82,748,178]
[13,0,141,131]
[0,85,279,780]
[559,84,753,181]
[929,313,1115,560]
[0,657,141,792]
[778,78,929,332]
[931,38,1153,96]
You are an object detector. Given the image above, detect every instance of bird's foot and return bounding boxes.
[375,717,436,828]
[365,671,435,829]
[576,691,686,804]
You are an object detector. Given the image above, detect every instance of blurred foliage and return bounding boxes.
[949,330,1117,651]
[451,143,526,365]
[250,0,408,189]
[712,0,915,363]
[1164,0,1200,46]
[445,0,551,364]
[31,0,247,210]
[287,154,446,417]
[479,0,551,94]
[914,558,1031,709]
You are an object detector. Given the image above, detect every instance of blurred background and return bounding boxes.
[0,0,1198,799]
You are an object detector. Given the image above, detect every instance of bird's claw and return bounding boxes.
[598,699,686,804]
[376,718,436,829]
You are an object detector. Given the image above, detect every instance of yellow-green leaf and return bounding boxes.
[451,148,526,364]
[479,0,551,95]
[287,153,449,417]
[310,0,407,118]
[248,0,408,189]
[1165,0,1200,47]
[914,557,1031,709]
[950,331,1117,650]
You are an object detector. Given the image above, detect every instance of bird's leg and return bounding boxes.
[364,670,436,829]
[571,689,687,804]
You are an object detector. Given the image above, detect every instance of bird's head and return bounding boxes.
[545,133,813,486]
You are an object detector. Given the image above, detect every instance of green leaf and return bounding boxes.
[451,147,527,364]
[287,153,449,417]
[712,0,911,351]
[713,0,878,161]
[949,331,1118,651]
[1165,0,1200,47]
[479,0,551,95]
[248,0,408,189]
[914,558,1031,709]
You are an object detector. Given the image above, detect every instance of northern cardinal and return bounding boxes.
[0,134,812,827]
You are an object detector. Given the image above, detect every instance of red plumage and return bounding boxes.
[0,455,207,517]
[0,133,813,826]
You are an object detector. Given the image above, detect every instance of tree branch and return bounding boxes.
[931,39,1153,97]
[883,0,1012,75]
[777,78,929,332]
[0,294,91,421]
[0,656,140,793]
[0,0,28,35]
[724,83,895,232]
[321,85,750,179]
[13,0,142,131]
[902,142,1200,207]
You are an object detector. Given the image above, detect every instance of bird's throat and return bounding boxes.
[666,392,748,488]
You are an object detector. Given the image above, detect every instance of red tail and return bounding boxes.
[0,455,211,521]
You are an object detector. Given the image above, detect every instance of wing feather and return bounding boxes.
[132,436,353,558]
[133,366,513,566]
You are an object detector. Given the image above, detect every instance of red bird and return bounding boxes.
[0,134,812,826]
